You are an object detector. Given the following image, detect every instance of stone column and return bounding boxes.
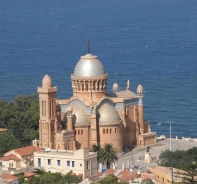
[90,115,97,145]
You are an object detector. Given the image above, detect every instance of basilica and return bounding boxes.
[37,50,156,153]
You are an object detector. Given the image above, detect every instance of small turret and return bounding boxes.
[126,80,130,90]
[137,84,143,98]
[112,83,119,92]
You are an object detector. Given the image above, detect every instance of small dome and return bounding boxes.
[112,83,119,92]
[67,106,73,112]
[98,103,121,125]
[137,84,143,92]
[74,53,105,77]
[42,74,52,88]
[113,83,118,89]
[72,105,88,126]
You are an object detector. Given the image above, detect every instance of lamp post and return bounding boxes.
[170,121,171,151]
[169,121,173,183]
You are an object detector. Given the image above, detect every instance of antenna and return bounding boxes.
[87,39,90,53]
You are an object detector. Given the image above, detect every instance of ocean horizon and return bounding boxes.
[0,0,197,138]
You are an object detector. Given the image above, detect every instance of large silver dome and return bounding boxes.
[98,103,121,125]
[74,53,105,77]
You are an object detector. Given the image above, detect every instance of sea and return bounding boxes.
[0,0,197,138]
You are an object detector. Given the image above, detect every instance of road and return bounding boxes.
[117,138,197,170]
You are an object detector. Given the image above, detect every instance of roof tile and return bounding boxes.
[3,173,18,180]
[0,154,20,161]
[13,146,41,157]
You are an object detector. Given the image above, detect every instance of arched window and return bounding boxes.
[78,130,80,135]
[103,129,105,134]
[82,83,84,91]
[106,129,108,134]
[67,141,71,150]
[98,81,100,91]
[93,82,95,91]
[81,129,83,135]
[41,101,44,116]
[86,83,88,91]
[115,128,117,134]
[110,129,112,134]
[44,101,46,116]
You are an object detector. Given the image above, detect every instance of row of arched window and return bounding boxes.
[49,100,55,118]
[103,127,121,134]
[41,100,46,117]
[76,129,84,135]
[41,99,55,118]
[72,80,106,92]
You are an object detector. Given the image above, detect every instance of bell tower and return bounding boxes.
[37,74,57,148]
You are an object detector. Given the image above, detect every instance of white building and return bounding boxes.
[0,146,41,171]
[34,147,97,179]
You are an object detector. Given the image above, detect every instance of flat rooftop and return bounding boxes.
[36,149,74,156]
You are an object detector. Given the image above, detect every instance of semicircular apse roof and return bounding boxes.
[97,103,121,126]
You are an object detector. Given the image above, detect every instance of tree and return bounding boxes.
[158,149,197,184]
[0,131,20,156]
[92,174,128,184]
[64,171,82,183]
[175,156,197,184]
[90,143,101,153]
[90,143,101,162]
[141,178,154,184]
[186,147,197,161]
[99,143,118,169]
[0,95,39,146]
[28,170,82,184]
[158,149,186,168]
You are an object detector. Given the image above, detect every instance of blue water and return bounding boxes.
[0,0,197,138]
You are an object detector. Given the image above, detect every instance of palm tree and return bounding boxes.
[90,143,101,153]
[90,143,102,162]
[99,143,118,169]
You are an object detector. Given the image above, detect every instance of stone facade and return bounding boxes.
[34,147,97,179]
[37,51,156,153]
